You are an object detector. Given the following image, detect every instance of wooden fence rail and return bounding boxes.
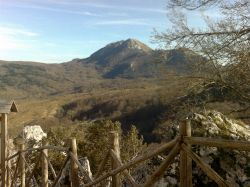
[1,120,250,187]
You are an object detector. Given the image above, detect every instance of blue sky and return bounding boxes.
[0,0,218,63]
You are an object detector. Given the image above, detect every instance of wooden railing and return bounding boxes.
[2,120,250,187]
[4,138,91,187]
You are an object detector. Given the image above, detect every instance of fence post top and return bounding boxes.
[110,131,119,142]
[179,119,192,138]
[64,137,76,143]
[110,131,118,135]
[14,137,25,145]
[109,131,119,137]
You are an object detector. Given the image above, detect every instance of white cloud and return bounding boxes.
[0,26,38,50]
[8,0,166,15]
[94,19,152,26]
[0,26,38,37]
[60,2,166,14]
[53,1,166,14]
[9,3,101,17]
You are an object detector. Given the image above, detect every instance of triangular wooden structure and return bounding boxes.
[0,100,18,114]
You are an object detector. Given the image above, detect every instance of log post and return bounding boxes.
[1,113,8,187]
[180,119,192,187]
[7,163,11,187]
[69,138,80,187]
[41,141,48,187]
[16,137,26,187]
[110,131,121,187]
[7,139,12,187]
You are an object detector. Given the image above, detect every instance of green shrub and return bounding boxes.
[46,120,146,174]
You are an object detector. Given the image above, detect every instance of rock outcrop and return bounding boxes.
[59,156,93,186]
[22,125,47,143]
[189,111,250,187]
[131,111,250,186]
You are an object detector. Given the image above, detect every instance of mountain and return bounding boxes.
[68,39,157,78]
[0,38,205,98]
[5,39,247,143]
[69,39,205,78]
[89,39,152,65]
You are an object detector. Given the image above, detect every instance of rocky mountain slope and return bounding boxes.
[132,111,250,186]
[0,39,205,98]
[84,38,155,78]
[74,39,205,78]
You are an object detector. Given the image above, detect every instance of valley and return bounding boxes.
[1,0,249,186]
[2,39,249,143]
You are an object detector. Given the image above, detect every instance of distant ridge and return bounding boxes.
[81,38,154,78]
[0,38,205,97]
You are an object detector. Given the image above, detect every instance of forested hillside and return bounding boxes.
[2,37,248,144]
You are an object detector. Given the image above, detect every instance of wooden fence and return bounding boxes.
[1,120,250,187]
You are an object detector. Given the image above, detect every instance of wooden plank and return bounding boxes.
[21,154,39,187]
[10,156,20,187]
[7,161,11,187]
[0,100,18,113]
[184,137,250,151]
[181,144,229,187]
[0,106,12,114]
[84,138,179,187]
[41,142,49,187]
[144,143,180,187]
[180,120,192,187]
[16,139,26,187]
[94,151,110,178]
[1,113,8,187]
[110,149,138,187]
[42,152,57,179]
[110,131,121,187]
[23,145,69,152]
[69,138,80,187]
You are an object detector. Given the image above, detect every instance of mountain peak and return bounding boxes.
[88,38,152,65]
[125,38,152,52]
[105,38,152,53]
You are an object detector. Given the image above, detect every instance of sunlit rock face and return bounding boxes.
[59,156,93,186]
[131,111,250,187]
[1,126,47,163]
[189,111,250,187]
[22,125,47,144]
[191,111,250,140]
[79,157,93,179]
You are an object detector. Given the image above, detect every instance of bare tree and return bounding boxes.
[154,0,250,107]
